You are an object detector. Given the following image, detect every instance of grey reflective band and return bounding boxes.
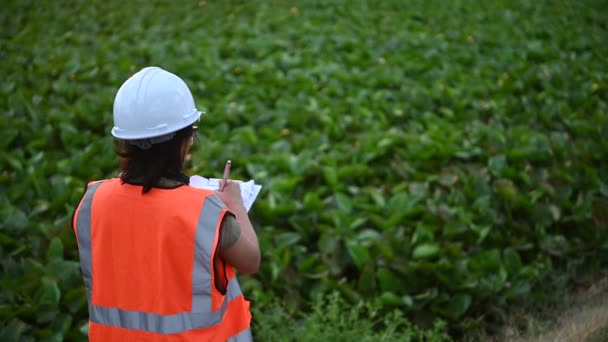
[90,302,225,334]
[228,328,253,342]
[76,183,246,335]
[226,276,243,301]
[75,181,102,305]
[88,278,243,334]
[192,195,226,309]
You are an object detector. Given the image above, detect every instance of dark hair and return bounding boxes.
[117,125,196,193]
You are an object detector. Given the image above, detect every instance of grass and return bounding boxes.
[494,273,608,342]
[529,277,608,342]
[252,291,452,341]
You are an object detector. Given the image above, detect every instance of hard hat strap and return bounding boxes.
[127,132,176,149]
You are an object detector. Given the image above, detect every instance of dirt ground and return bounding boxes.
[504,275,608,342]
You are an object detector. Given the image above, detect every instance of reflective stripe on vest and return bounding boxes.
[76,181,244,335]
[228,327,253,341]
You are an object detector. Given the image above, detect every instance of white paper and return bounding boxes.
[189,175,262,212]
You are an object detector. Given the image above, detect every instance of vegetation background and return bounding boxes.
[1,0,607,340]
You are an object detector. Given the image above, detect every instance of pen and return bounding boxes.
[220,160,231,192]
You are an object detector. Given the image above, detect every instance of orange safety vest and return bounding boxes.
[72,178,253,341]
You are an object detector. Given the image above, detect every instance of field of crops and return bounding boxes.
[1,0,607,340]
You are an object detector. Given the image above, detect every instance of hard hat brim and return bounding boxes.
[111,110,203,140]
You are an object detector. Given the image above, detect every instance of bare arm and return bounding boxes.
[215,181,260,275]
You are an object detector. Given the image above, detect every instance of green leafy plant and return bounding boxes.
[252,292,451,342]
[1,0,607,340]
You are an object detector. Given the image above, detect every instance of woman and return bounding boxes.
[72,66,259,341]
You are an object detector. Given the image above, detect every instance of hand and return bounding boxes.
[215,180,244,211]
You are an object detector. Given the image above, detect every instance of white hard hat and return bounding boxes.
[111,66,202,141]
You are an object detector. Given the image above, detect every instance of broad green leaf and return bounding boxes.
[503,248,522,275]
[412,244,440,259]
[0,319,27,342]
[303,192,323,210]
[64,288,87,314]
[275,232,301,249]
[494,179,517,201]
[3,207,28,231]
[357,229,381,242]
[47,237,64,260]
[368,188,385,207]
[470,249,502,273]
[379,291,402,306]
[35,277,61,305]
[444,293,472,319]
[488,155,507,176]
[357,263,376,294]
[322,166,338,188]
[346,240,370,269]
[335,192,353,213]
[80,322,89,336]
[377,267,401,293]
